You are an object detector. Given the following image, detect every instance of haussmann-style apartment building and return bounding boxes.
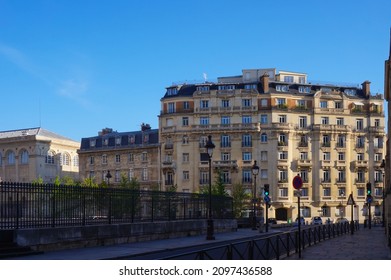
[159,68,386,223]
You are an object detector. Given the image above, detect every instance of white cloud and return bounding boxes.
[57,78,91,107]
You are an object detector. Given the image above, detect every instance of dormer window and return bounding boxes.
[283,76,294,83]
[90,139,96,147]
[244,84,257,90]
[344,89,356,96]
[218,85,235,90]
[167,88,178,96]
[116,137,121,145]
[299,86,311,93]
[276,85,289,92]
[196,86,209,92]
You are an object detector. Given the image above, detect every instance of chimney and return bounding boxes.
[141,123,151,131]
[260,72,270,93]
[362,80,371,97]
[99,127,113,136]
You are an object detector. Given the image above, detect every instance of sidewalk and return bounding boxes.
[6,225,391,260]
[284,225,391,260]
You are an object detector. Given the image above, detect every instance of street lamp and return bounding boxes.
[205,135,215,240]
[380,159,385,227]
[106,170,112,187]
[252,160,259,230]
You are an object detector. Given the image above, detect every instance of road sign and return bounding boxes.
[292,175,303,190]
[347,194,355,205]
[264,195,271,203]
[294,190,302,197]
[366,195,373,204]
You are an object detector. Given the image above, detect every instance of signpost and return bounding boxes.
[292,175,303,258]
[347,193,355,235]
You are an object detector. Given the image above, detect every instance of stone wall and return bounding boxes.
[13,219,237,251]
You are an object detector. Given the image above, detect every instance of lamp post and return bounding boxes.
[381,159,385,227]
[251,161,259,230]
[205,135,215,240]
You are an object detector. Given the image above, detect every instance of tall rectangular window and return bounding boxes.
[242,115,252,124]
[200,100,209,108]
[221,116,230,125]
[260,114,268,124]
[356,119,364,130]
[200,117,209,125]
[168,102,175,113]
[299,116,307,128]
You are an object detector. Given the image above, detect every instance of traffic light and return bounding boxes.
[366,182,372,195]
[264,184,270,196]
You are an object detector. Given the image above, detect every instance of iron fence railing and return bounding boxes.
[162,222,356,260]
[0,181,233,229]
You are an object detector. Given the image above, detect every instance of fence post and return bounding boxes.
[52,185,55,228]
[248,240,254,260]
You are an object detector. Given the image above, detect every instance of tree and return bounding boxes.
[232,183,251,218]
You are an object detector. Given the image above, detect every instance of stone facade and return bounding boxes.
[159,68,386,223]
[78,125,161,190]
[0,127,80,183]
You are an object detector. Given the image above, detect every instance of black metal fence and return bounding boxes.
[162,222,356,260]
[0,182,233,229]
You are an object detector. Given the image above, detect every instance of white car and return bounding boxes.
[311,216,323,225]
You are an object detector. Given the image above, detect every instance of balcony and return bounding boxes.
[297,159,312,169]
[352,160,368,170]
[213,160,238,169]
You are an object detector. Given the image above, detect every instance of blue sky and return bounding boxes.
[0,0,390,141]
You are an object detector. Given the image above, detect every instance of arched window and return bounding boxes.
[46,150,55,164]
[7,150,15,165]
[20,149,29,164]
[62,153,70,166]
[73,155,79,167]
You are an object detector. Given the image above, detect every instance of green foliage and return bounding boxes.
[32,176,44,184]
[81,177,99,188]
[232,183,251,218]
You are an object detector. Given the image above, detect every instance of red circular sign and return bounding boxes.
[292,175,303,190]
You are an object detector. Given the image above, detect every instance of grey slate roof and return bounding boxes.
[0,127,78,142]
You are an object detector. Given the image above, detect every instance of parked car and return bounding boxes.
[268,218,277,224]
[335,218,349,224]
[294,217,305,226]
[310,216,323,225]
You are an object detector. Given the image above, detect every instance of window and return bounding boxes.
[276,85,289,92]
[298,86,310,93]
[242,134,252,147]
[374,137,383,148]
[221,116,230,125]
[337,135,345,147]
[320,101,328,108]
[260,169,268,179]
[200,171,208,184]
[322,170,330,182]
[182,135,189,144]
[375,171,383,182]
[321,117,329,125]
[374,119,380,127]
[183,101,190,110]
[46,151,55,165]
[197,86,210,92]
[374,153,382,162]
[356,136,365,148]
[242,170,252,183]
[322,135,330,146]
[167,88,178,95]
[279,170,288,182]
[323,152,330,161]
[20,150,29,164]
[357,170,365,183]
[338,170,346,182]
[323,187,331,196]
[129,153,134,162]
[141,152,148,162]
[221,135,231,147]
[115,170,120,182]
[299,76,306,84]
[200,100,209,108]
[115,154,121,163]
[61,153,70,166]
[260,133,268,143]
[300,152,308,160]
[335,101,342,109]
[89,156,94,165]
[242,152,252,161]
[279,115,287,123]
[299,116,307,128]
[242,115,252,124]
[200,117,209,125]
[218,85,235,90]
[284,76,294,83]
[299,134,308,146]
[261,99,268,107]
[357,153,364,161]
[221,100,230,108]
[221,152,230,161]
[279,188,288,197]
[277,98,286,107]
[279,151,288,160]
[182,153,189,163]
[336,118,344,125]
[102,154,107,165]
[242,99,251,107]
[116,137,121,145]
[338,152,345,161]
[90,139,96,147]
[183,171,189,180]
[73,156,79,167]
[260,114,268,124]
[356,119,364,130]
[168,102,175,113]
[278,133,287,144]
[261,151,268,161]
[142,168,148,181]
[244,84,257,90]
[182,117,189,126]
[300,169,308,182]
